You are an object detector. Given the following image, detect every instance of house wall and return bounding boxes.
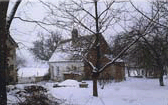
[18,77,36,84]
[84,61,125,81]
[49,61,84,81]
[64,73,83,82]
[18,76,46,84]
[113,62,125,81]
[35,76,45,82]
[84,35,125,81]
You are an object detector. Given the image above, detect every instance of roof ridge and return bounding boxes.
[60,34,95,44]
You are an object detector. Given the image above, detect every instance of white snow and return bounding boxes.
[59,79,80,87]
[18,67,49,77]
[48,78,168,105]
[8,77,168,105]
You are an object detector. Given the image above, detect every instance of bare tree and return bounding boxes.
[0,0,21,104]
[37,0,127,96]
[30,31,62,61]
[113,16,168,80]
[38,0,153,97]
[129,0,168,86]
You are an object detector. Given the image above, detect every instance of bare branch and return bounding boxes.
[14,16,55,25]
[82,55,96,70]
[99,35,141,73]
[39,0,54,14]
[129,0,168,28]
[98,1,115,18]
[72,0,96,19]
[99,6,160,73]
[66,11,96,34]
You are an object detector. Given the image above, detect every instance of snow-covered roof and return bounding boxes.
[49,51,73,62]
[49,35,95,62]
[49,33,118,63]
[18,67,49,77]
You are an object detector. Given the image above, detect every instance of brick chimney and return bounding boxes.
[72,28,78,44]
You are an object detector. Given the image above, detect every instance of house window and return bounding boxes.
[56,66,60,76]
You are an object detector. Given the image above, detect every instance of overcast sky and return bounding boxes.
[8,0,152,67]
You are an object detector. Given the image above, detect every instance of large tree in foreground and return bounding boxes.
[39,0,159,96]
[0,0,21,104]
[39,0,126,96]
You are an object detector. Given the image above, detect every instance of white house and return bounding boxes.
[48,29,92,81]
[49,50,84,81]
[18,67,49,83]
[48,29,125,82]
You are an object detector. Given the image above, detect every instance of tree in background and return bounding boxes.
[30,31,62,61]
[112,1,168,85]
[128,0,168,86]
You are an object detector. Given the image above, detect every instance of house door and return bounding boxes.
[115,66,123,82]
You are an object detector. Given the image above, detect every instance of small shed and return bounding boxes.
[63,72,83,82]
[18,67,48,84]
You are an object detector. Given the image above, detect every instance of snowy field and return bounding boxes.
[8,77,168,105]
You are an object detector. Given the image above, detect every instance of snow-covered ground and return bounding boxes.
[8,77,168,105]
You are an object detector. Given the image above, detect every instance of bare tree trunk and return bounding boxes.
[92,73,99,96]
[127,67,131,77]
[93,0,100,97]
[159,65,164,86]
[159,73,164,86]
[155,56,164,86]
[0,2,9,104]
[145,69,148,77]
[93,78,98,96]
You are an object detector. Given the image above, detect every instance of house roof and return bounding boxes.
[49,33,113,63]
[49,34,96,62]
[18,67,49,77]
[49,51,74,62]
